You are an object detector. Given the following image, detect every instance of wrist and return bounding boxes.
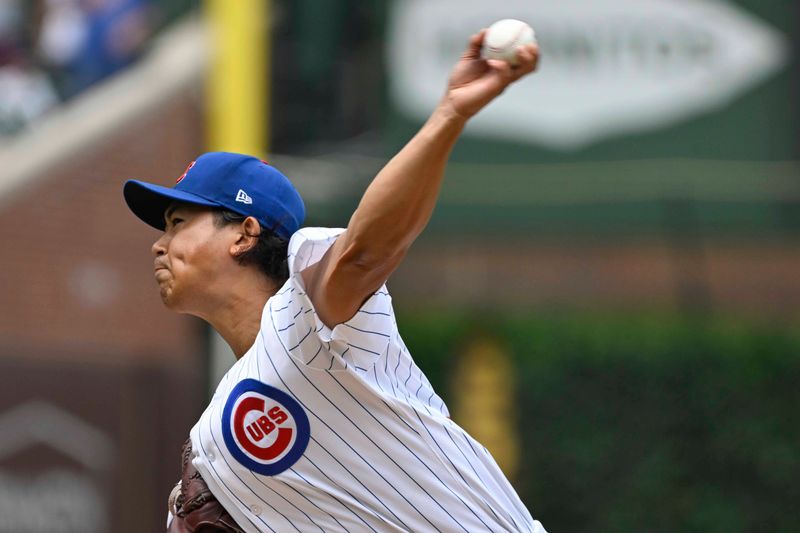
[432,98,470,129]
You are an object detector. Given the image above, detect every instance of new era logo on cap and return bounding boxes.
[236,189,253,205]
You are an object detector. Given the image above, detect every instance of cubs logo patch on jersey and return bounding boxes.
[221,379,310,476]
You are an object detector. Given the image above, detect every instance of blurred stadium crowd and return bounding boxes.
[0,0,153,136]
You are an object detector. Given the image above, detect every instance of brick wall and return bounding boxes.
[0,84,207,533]
[0,90,205,365]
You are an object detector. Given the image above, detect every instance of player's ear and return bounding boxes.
[230,216,261,257]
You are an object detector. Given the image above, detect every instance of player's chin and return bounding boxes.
[158,284,179,309]
[159,288,194,315]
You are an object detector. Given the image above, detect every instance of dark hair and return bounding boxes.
[213,210,290,285]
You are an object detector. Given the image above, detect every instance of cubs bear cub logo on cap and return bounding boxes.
[222,379,310,476]
[176,161,196,184]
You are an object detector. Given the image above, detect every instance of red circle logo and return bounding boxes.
[232,393,296,462]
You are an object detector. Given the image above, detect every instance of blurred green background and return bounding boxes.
[400,312,800,532]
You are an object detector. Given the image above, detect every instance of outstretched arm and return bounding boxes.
[302,30,539,328]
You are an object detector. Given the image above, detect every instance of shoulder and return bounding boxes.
[287,227,345,275]
[265,257,397,371]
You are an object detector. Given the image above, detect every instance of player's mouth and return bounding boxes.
[154,260,171,281]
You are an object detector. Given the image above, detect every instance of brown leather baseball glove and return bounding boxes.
[167,439,245,533]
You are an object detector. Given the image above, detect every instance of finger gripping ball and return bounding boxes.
[482,19,536,66]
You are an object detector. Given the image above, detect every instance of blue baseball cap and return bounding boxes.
[123,152,305,241]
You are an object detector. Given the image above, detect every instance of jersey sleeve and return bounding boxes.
[267,227,396,371]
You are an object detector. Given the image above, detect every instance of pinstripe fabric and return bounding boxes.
[190,228,546,533]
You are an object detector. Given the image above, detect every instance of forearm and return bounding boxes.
[342,102,467,264]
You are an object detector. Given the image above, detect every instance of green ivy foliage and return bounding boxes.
[397,312,800,533]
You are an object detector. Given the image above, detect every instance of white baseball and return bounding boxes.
[482,19,536,66]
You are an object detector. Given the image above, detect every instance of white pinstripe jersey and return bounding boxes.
[189,228,546,533]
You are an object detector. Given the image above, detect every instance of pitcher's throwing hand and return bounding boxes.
[443,28,540,120]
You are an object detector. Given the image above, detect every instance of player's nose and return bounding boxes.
[151,234,168,257]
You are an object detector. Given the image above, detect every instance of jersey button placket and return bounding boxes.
[250,504,262,516]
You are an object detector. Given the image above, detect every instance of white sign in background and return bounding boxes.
[388,0,790,150]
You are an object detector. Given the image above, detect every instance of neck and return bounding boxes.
[198,273,279,359]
